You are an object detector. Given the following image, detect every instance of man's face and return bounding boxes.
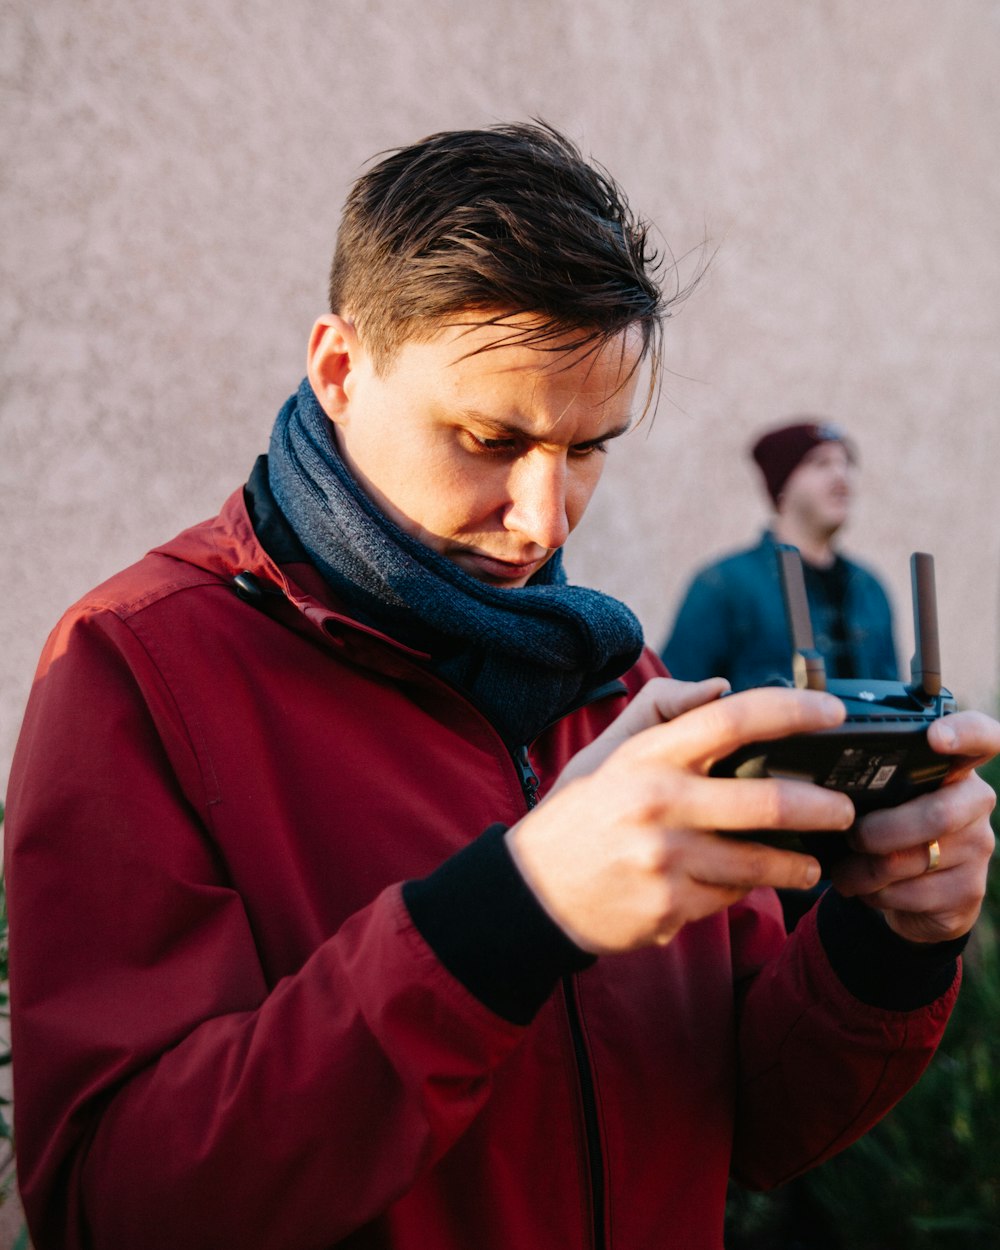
[314,314,643,587]
[778,440,853,537]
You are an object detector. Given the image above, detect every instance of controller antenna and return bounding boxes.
[776,545,827,691]
[909,552,942,702]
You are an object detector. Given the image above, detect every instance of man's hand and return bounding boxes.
[830,711,1000,944]
[506,682,855,954]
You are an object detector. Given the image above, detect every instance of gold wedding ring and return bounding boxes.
[925,839,941,873]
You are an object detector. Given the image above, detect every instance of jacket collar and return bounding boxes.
[152,459,629,718]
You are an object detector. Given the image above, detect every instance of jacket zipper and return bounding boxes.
[513,745,540,808]
[563,974,606,1250]
[239,552,615,1246]
[510,676,628,811]
[514,741,605,1250]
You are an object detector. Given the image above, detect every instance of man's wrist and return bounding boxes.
[403,824,595,1025]
[818,888,968,1010]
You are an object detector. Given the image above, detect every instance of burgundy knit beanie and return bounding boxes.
[750,419,854,505]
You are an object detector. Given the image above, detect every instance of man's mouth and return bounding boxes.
[453,549,550,586]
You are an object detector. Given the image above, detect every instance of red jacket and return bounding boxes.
[5,481,958,1250]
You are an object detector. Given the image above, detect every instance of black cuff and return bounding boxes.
[818,889,968,1010]
[402,824,595,1025]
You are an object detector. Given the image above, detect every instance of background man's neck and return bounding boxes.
[772,516,838,569]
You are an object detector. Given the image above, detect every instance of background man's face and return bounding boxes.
[330,316,643,587]
[778,440,853,538]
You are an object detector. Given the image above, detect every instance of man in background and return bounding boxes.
[662,420,898,689]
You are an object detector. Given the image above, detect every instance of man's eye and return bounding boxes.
[570,441,608,458]
[466,433,519,455]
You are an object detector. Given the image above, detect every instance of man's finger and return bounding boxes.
[647,773,855,837]
[683,829,824,893]
[628,686,847,772]
[928,710,1000,777]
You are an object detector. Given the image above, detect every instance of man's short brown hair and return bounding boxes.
[329,121,676,392]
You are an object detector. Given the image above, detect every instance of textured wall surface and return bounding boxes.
[2,0,999,801]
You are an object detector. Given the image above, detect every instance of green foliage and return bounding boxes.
[726,762,1000,1249]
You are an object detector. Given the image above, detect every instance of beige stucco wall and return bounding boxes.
[2,0,999,803]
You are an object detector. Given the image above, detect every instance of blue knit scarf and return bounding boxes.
[268,379,643,746]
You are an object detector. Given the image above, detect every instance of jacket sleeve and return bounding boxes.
[728,887,958,1188]
[660,568,733,681]
[4,607,526,1250]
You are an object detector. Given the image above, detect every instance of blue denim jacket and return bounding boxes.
[660,531,898,690]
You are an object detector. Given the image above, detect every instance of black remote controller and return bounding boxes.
[710,547,956,859]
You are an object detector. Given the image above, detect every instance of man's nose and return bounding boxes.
[504,453,571,551]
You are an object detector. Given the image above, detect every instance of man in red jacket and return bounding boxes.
[5,123,998,1250]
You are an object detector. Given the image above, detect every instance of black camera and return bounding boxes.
[710,547,957,834]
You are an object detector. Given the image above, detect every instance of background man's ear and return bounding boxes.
[306,315,360,423]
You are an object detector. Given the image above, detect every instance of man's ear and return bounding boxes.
[306,314,362,424]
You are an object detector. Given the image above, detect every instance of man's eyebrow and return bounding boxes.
[456,409,633,444]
